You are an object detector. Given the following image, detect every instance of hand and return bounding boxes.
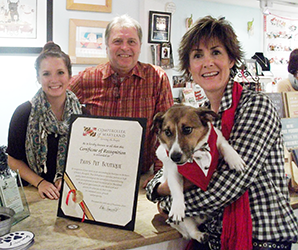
[55,178,62,192]
[157,178,196,196]
[37,180,60,200]
[157,180,171,196]
[157,201,169,220]
[183,177,196,190]
[142,174,155,189]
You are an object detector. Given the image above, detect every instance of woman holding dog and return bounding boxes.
[7,42,87,200]
[146,16,298,249]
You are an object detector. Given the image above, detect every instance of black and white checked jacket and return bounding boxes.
[146,80,298,242]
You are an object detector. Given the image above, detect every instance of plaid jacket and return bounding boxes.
[146,80,298,242]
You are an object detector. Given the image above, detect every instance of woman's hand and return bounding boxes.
[8,156,61,200]
[37,179,60,200]
[157,178,196,196]
[156,178,196,217]
[55,178,62,192]
[142,174,155,189]
[157,201,169,220]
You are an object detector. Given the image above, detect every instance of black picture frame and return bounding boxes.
[57,114,146,231]
[148,11,171,43]
[0,0,53,54]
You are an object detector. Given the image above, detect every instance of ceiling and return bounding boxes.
[207,0,298,9]
[207,0,259,8]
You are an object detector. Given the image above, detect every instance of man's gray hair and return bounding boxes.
[105,14,143,45]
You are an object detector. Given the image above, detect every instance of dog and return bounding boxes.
[8,0,19,22]
[152,104,246,242]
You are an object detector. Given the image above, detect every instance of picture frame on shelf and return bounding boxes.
[244,59,257,77]
[148,11,171,43]
[160,42,174,69]
[69,19,109,65]
[173,75,186,88]
[66,0,112,13]
[0,0,53,54]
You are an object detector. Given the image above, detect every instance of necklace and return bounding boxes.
[254,54,268,68]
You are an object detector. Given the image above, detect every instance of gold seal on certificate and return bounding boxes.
[57,115,146,231]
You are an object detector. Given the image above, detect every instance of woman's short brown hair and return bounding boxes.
[288,49,298,76]
[178,15,244,80]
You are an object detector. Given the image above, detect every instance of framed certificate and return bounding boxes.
[57,115,146,231]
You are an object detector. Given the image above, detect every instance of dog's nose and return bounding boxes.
[170,152,182,163]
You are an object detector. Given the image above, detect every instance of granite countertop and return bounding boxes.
[11,176,181,250]
[11,173,298,250]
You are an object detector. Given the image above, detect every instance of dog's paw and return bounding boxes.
[224,149,246,172]
[169,202,185,224]
[193,232,209,243]
[156,145,169,162]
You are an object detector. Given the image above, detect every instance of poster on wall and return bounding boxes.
[0,0,37,39]
[69,19,109,64]
[264,13,298,80]
[75,26,106,58]
[0,0,52,53]
[57,115,146,231]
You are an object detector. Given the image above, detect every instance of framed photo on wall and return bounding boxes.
[148,11,171,43]
[69,19,109,65]
[0,0,53,54]
[66,0,112,13]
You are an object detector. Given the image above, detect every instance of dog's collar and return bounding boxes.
[194,142,210,152]
[188,142,210,163]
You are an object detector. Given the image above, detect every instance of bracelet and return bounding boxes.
[36,179,45,188]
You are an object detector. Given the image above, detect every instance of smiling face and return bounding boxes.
[188,38,234,96]
[106,24,141,76]
[37,56,70,103]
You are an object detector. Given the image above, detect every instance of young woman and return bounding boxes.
[7,42,86,200]
[146,16,298,250]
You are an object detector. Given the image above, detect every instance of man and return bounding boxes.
[69,14,173,173]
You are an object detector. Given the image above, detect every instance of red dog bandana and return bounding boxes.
[177,125,219,191]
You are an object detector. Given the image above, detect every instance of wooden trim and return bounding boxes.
[66,0,112,13]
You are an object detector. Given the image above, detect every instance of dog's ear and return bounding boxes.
[151,112,165,132]
[195,108,219,126]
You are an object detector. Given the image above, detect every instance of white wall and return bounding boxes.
[139,0,264,98]
[0,0,294,146]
